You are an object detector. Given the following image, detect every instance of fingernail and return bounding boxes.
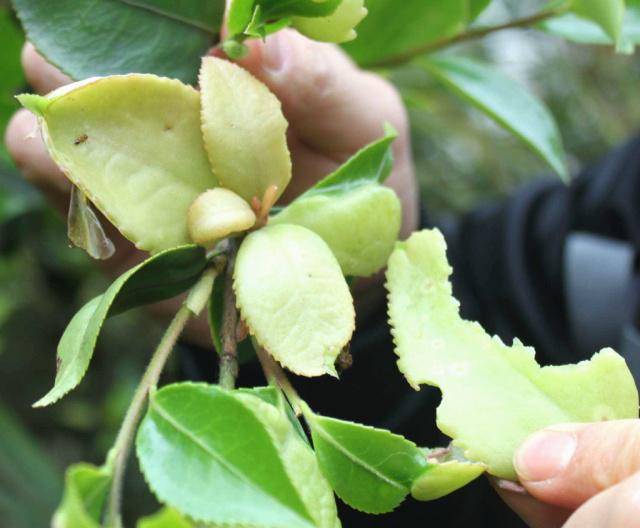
[514,429,577,482]
[263,33,290,74]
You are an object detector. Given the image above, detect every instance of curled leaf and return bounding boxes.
[67,185,115,260]
[199,57,291,203]
[386,229,639,479]
[234,224,355,377]
[18,74,215,253]
[293,0,368,43]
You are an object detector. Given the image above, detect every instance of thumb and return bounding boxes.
[514,420,640,510]
[233,29,408,157]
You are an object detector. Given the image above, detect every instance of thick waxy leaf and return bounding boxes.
[136,383,332,527]
[572,0,625,44]
[19,75,216,253]
[386,229,639,479]
[411,459,484,502]
[35,246,207,407]
[67,185,115,260]
[293,0,368,43]
[234,224,355,377]
[12,0,224,83]
[237,393,340,527]
[199,57,291,204]
[342,0,467,67]
[305,409,427,513]
[51,463,111,528]
[137,508,194,528]
[271,184,401,277]
[422,56,568,181]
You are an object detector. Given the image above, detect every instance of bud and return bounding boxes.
[188,188,256,246]
[293,0,368,44]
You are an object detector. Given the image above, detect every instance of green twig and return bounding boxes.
[219,239,240,390]
[370,7,569,69]
[103,269,216,528]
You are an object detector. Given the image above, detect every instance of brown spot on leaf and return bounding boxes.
[56,355,62,372]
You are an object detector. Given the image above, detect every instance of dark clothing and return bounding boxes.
[183,136,640,527]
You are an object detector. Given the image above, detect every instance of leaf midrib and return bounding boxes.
[149,396,313,526]
[311,418,407,491]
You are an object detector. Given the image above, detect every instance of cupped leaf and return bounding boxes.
[572,0,625,44]
[386,229,639,479]
[136,383,322,527]
[293,0,368,43]
[342,0,467,67]
[237,393,340,528]
[411,459,484,502]
[199,57,292,204]
[51,463,111,528]
[19,75,216,253]
[137,508,194,528]
[67,185,115,260]
[305,408,427,514]
[271,184,401,277]
[421,56,568,181]
[35,245,207,407]
[12,0,224,83]
[234,224,355,377]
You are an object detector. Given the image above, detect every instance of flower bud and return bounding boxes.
[188,188,256,246]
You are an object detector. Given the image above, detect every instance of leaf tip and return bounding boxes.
[16,93,50,117]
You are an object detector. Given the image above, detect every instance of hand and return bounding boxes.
[498,420,640,527]
[5,32,418,346]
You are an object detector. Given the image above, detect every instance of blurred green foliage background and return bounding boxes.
[1,0,638,524]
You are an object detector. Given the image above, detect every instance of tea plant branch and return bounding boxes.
[219,238,240,390]
[255,344,303,415]
[103,268,217,527]
[370,5,570,69]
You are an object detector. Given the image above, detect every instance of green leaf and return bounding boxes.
[293,0,368,43]
[199,57,292,204]
[298,126,397,198]
[137,507,194,528]
[20,75,216,253]
[467,0,491,21]
[67,185,115,260]
[271,184,401,277]
[51,463,111,528]
[572,0,625,44]
[386,229,639,480]
[136,383,337,527]
[541,8,640,50]
[234,224,355,377]
[11,0,224,83]
[258,0,341,18]
[411,454,484,502]
[35,245,207,407]
[305,408,428,513]
[342,0,467,67]
[227,0,256,36]
[422,56,568,181]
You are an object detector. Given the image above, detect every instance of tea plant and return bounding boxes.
[11,0,640,526]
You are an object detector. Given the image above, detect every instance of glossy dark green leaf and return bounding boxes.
[298,125,397,198]
[342,0,467,67]
[12,0,225,83]
[135,383,320,527]
[422,56,568,180]
[306,409,428,514]
[51,463,111,528]
[34,245,207,407]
